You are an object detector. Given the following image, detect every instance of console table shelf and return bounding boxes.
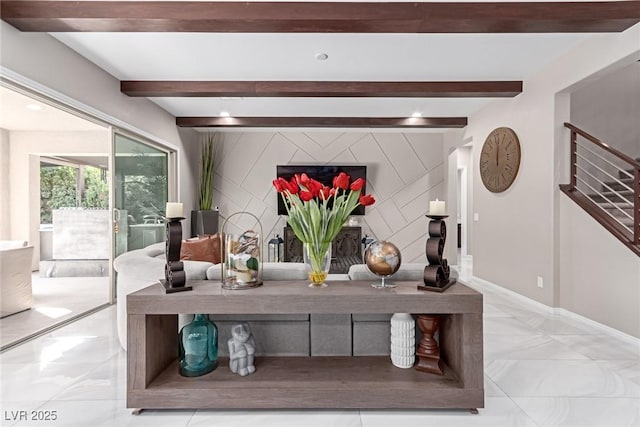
[127,280,484,410]
[133,356,478,409]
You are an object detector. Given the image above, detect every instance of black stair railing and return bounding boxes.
[561,123,640,255]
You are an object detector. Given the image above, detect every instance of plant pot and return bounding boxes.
[191,210,219,237]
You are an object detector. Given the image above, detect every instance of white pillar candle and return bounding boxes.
[429,199,446,215]
[166,202,183,218]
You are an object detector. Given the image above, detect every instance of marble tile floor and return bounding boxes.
[0,274,110,349]
[1,261,639,427]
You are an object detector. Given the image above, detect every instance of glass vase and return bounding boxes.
[178,314,218,377]
[303,241,332,288]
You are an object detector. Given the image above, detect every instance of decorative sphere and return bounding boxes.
[364,241,402,277]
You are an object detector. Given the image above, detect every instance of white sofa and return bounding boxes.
[113,242,309,350]
[0,240,34,318]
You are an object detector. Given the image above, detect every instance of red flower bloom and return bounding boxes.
[319,186,331,200]
[299,190,314,201]
[359,194,375,206]
[273,178,286,193]
[333,172,350,190]
[296,173,310,187]
[286,178,299,194]
[350,177,365,192]
[307,179,323,197]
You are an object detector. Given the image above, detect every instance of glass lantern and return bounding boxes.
[268,234,284,262]
[220,211,263,290]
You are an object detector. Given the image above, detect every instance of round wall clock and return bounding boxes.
[479,127,521,193]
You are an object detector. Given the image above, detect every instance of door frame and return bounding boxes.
[109,129,177,303]
[458,165,469,257]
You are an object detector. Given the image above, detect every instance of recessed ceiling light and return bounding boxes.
[411,112,422,118]
[26,103,43,111]
[220,111,231,117]
[315,53,329,61]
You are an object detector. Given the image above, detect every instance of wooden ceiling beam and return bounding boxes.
[176,116,468,128]
[3,1,639,33]
[122,80,523,98]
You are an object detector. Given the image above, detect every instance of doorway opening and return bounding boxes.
[0,85,112,349]
[455,144,472,263]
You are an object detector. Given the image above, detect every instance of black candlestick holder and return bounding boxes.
[418,214,456,293]
[160,217,192,294]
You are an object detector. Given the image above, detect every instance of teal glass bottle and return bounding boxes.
[178,314,218,377]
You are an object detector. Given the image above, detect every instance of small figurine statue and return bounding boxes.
[227,323,256,376]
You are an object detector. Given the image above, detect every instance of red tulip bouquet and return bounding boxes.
[273,171,375,286]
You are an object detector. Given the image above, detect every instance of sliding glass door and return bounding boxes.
[112,132,170,262]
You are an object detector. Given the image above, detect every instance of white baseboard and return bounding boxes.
[471,275,640,347]
[554,307,640,347]
[470,276,556,314]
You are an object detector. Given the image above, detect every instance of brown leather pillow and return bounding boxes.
[204,233,223,264]
[180,233,223,264]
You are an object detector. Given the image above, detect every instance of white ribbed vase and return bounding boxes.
[390,313,415,369]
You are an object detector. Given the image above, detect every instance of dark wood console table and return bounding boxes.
[127,280,484,410]
[283,226,362,273]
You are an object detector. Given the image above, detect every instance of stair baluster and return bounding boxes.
[560,122,639,256]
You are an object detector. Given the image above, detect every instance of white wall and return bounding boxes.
[468,90,556,305]
[559,195,640,337]
[214,131,445,262]
[0,21,200,238]
[465,23,640,335]
[0,129,10,240]
[571,61,640,158]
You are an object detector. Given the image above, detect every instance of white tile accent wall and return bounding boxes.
[214,131,444,262]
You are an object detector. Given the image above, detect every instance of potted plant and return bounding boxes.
[191,132,219,237]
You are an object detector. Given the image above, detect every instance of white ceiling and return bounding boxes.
[0,86,107,131]
[51,32,592,119]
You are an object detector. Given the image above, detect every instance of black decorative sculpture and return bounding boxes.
[161,216,192,293]
[418,214,456,293]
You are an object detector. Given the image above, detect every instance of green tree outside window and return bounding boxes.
[40,164,109,224]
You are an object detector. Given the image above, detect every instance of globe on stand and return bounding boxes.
[364,241,402,288]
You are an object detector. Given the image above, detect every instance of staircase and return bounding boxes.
[593,168,635,228]
[560,123,639,256]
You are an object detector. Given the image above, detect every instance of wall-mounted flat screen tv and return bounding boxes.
[276,165,368,215]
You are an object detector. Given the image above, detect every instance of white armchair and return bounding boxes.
[0,241,34,318]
